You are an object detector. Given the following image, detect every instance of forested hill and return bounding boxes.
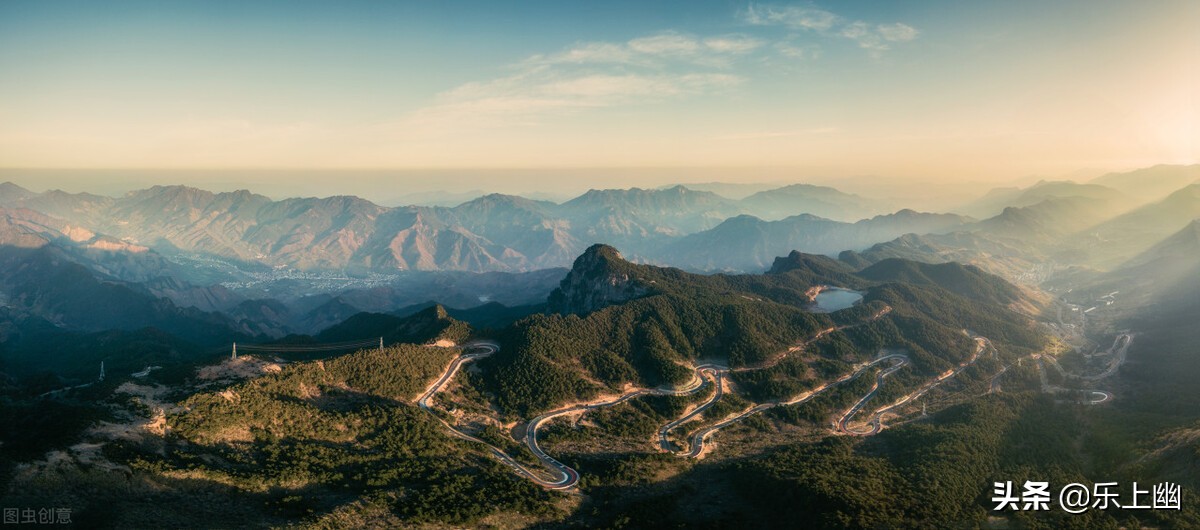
[479,245,1046,416]
[856,258,1028,309]
[315,304,470,345]
[766,250,865,287]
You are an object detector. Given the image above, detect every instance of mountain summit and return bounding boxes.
[546,244,654,315]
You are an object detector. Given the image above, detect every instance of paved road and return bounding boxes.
[522,312,902,476]
[531,312,897,466]
[989,365,1008,393]
[836,356,910,435]
[658,365,726,452]
[422,341,716,490]
[662,353,911,457]
[840,335,989,435]
[417,342,581,490]
[416,342,497,411]
[655,306,899,457]
[1084,333,1133,381]
[522,363,718,488]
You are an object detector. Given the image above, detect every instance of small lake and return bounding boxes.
[813,288,864,312]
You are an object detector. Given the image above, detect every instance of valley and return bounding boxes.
[2,164,1198,528]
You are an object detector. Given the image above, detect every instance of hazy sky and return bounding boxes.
[0,0,1196,188]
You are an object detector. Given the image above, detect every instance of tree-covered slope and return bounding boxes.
[315,304,470,345]
[6,344,562,528]
[857,258,1026,309]
[483,245,1044,416]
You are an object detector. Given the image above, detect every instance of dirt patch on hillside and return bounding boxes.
[197,357,283,381]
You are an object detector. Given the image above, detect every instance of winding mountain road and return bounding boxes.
[839,335,989,435]
[417,342,580,490]
[521,363,715,488]
[1030,332,1133,404]
[1083,333,1133,382]
[657,365,727,452]
[420,305,990,489]
[665,352,912,457]
[420,341,715,490]
[835,356,911,435]
[514,314,899,482]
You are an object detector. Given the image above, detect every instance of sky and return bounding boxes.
[0,0,1196,196]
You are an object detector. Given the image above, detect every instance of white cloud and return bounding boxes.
[524,42,637,67]
[627,32,703,56]
[840,21,920,52]
[744,4,839,31]
[389,5,912,138]
[877,23,919,42]
[704,35,765,54]
[395,30,764,136]
[743,3,919,55]
[774,42,819,59]
[545,75,668,98]
[398,68,743,136]
[525,31,764,70]
[840,21,886,51]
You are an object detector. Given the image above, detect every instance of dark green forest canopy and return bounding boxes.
[482,292,832,415]
[151,344,558,526]
[480,249,1045,416]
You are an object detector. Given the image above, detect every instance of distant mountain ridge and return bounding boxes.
[0,181,964,274]
[833,175,1200,284]
[664,209,974,272]
[1068,183,1200,269]
[0,243,254,345]
[740,183,888,221]
[2,164,1192,276]
[956,180,1129,218]
[1089,164,1199,203]
[1091,219,1200,310]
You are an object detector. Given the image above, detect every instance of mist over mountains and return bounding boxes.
[4,164,1193,281]
[0,180,916,274]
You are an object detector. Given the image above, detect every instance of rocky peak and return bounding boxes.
[546,244,652,315]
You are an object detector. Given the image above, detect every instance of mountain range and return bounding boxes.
[3,165,1196,279]
[3,165,1197,338]
[0,181,942,275]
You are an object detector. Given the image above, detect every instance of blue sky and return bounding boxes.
[0,0,1195,184]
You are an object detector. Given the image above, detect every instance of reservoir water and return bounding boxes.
[813,288,864,312]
